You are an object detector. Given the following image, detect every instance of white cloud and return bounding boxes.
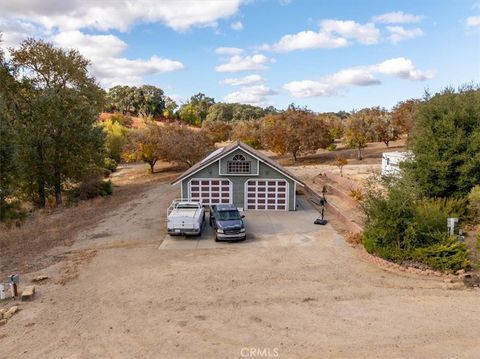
[466,16,480,27]
[372,11,424,24]
[283,57,434,98]
[93,56,184,88]
[261,19,379,52]
[386,26,424,43]
[0,19,44,50]
[375,57,433,80]
[52,31,127,59]
[221,74,263,86]
[0,0,244,32]
[224,84,276,105]
[215,47,243,55]
[231,20,243,30]
[215,54,274,72]
[320,19,380,45]
[262,30,348,52]
[50,30,184,88]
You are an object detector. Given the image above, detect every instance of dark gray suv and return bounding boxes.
[209,204,246,242]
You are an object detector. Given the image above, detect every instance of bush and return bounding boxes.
[326,143,337,151]
[413,235,470,272]
[468,185,480,217]
[345,232,362,246]
[0,200,27,226]
[104,158,118,173]
[76,175,114,200]
[348,188,364,202]
[362,177,471,270]
[99,180,113,196]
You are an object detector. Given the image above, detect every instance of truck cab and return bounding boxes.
[209,204,246,242]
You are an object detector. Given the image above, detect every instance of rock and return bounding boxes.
[456,269,465,275]
[31,275,48,283]
[0,319,7,326]
[3,306,18,320]
[21,286,35,301]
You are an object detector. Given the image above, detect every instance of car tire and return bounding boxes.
[215,236,219,242]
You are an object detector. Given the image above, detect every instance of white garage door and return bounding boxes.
[245,179,288,210]
[188,179,232,206]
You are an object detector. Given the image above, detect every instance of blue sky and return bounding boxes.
[0,0,479,112]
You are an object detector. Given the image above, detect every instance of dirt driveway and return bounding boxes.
[1,166,480,358]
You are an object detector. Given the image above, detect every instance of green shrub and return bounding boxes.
[362,179,416,261]
[413,235,470,272]
[104,158,118,173]
[326,143,337,151]
[362,177,471,271]
[468,185,480,217]
[0,200,27,225]
[99,180,113,197]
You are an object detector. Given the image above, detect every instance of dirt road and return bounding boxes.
[1,163,479,358]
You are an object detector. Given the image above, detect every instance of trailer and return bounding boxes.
[381,151,413,176]
[167,200,205,236]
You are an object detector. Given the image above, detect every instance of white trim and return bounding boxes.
[217,147,300,184]
[244,179,289,211]
[219,158,260,176]
[172,144,303,186]
[187,178,233,206]
[293,182,297,211]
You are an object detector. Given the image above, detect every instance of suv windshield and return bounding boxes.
[217,210,241,221]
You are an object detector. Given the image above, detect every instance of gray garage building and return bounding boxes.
[172,141,305,211]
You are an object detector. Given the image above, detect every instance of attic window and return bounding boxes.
[233,154,246,161]
[227,154,250,173]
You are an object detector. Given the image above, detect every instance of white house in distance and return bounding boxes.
[381,151,413,176]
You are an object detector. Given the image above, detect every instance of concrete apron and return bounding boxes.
[159,196,339,250]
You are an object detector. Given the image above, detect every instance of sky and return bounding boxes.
[0,0,479,112]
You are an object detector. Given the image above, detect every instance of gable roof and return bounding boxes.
[171,140,305,187]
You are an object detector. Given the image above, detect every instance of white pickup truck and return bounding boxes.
[167,200,205,236]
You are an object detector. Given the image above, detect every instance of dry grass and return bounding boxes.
[345,232,363,246]
[0,162,181,278]
[275,138,406,167]
[348,188,365,202]
[55,249,98,286]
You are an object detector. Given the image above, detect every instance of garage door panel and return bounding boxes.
[188,179,232,206]
[245,179,288,211]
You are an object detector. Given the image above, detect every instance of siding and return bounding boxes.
[180,149,297,210]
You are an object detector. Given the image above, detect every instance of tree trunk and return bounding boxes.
[292,152,297,162]
[357,147,363,160]
[37,179,46,208]
[36,145,46,208]
[54,168,62,206]
[149,161,155,174]
[384,140,389,147]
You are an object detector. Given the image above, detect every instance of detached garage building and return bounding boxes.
[172,141,305,211]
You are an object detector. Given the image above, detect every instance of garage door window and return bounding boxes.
[245,179,288,210]
[189,179,231,205]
